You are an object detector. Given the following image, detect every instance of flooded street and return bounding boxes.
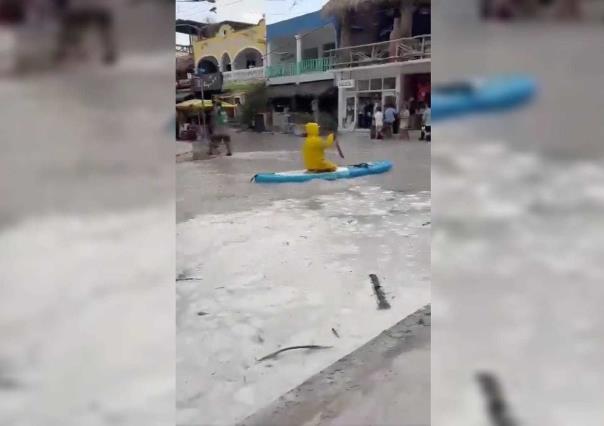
[176,133,431,424]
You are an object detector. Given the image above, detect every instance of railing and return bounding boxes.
[324,35,431,69]
[222,67,265,82]
[176,44,193,55]
[266,62,297,78]
[298,57,334,74]
[266,57,334,78]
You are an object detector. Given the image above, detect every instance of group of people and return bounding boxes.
[372,99,431,142]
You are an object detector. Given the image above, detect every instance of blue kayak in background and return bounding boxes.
[252,161,392,183]
[432,75,537,122]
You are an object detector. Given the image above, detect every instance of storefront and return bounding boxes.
[335,59,428,130]
[403,73,431,104]
[340,76,399,130]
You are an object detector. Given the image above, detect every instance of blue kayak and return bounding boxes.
[432,74,537,122]
[252,161,392,183]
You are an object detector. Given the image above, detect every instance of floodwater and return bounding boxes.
[177,132,430,221]
[176,133,431,424]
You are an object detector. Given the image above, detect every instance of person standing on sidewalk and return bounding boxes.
[421,101,431,142]
[209,101,233,157]
[373,106,384,140]
[384,104,397,139]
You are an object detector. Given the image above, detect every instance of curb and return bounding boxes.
[238,305,431,426]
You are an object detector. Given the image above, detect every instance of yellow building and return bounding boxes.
[193,19,266,77]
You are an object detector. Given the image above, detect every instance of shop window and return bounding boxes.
[384,77,396,90]
[358,80,369,91]
[370,79,382,90]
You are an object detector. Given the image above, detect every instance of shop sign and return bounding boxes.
[337,79,355,89]
[193,72,223,92]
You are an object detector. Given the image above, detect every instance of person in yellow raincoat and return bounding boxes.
[302,122,338,172]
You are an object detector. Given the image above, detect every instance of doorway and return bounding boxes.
[343,95,356,130]
[357,92,381,129]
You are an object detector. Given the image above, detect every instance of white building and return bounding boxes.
[265,11,339,131]
[322,0,431,131]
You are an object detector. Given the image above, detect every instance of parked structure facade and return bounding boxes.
[322,0,431,130]
[192,19,266,90]
[265,11,339,132]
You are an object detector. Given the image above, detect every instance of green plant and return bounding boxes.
[239,84,268,128]
[318,112,338,133]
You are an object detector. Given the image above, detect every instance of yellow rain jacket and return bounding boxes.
[302,122,337,172]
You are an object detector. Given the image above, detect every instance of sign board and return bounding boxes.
[193,72,223,92]
[337,79,355,89]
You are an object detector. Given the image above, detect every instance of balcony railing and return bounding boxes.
[266,57,334,78]
[324,35,431,69]
[222,67,265,82]
[176,44,193,55]
[266,62,297,78]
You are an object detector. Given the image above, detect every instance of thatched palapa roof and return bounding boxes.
[322,0,429,16]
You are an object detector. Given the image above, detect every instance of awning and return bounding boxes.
[266,80,335,98]
[176,99,236,111]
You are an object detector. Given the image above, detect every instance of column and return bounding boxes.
[337,73,345,131]
[340,11,351,48]
[295,33,302,64]
[295,34,302,82]
[400,1,413,37]
[266,41,272,67]
[396,73,403,110]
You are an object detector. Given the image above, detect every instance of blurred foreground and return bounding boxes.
[432,1,604,425]
[0,1,175,424]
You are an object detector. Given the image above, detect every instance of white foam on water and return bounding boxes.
[176,188,430,425]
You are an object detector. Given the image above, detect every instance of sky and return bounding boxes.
[176,0,328,45]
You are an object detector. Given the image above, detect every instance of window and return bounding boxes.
[358,80,369,91]
[303,47,319,60]
[322,42,336,57]
[384,77,396,89]
[370,78,382,90]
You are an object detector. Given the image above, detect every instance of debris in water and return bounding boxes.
[331,328,340,338]
[422,221,431,226]
[369,274,391,310]
[476,372,519,426]
[177,277,203,282]
[257,345,332,362]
